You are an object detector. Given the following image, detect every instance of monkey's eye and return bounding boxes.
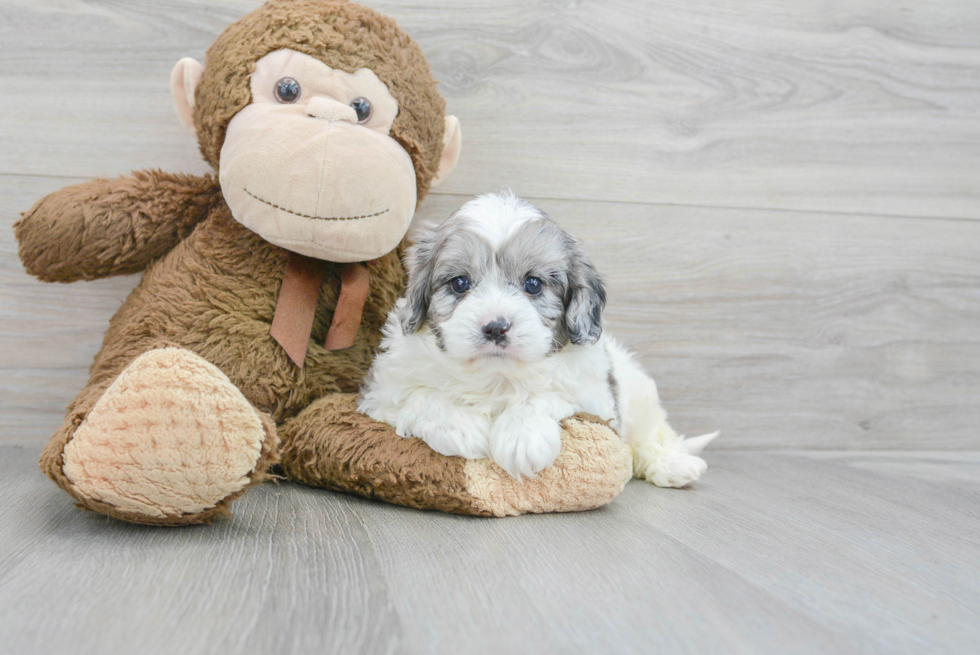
[349,97,372,123]
[274,78,301,103]
[523,277,543,295]
[450,276,470,294]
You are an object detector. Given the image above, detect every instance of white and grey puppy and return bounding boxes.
[358,192,716,485]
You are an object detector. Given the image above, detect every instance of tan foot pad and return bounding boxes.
[463,415,634,517]
[63,348,266,519]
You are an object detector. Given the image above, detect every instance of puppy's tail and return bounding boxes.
[679,431,719,456]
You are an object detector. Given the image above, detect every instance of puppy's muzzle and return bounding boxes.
[481,318,511,345]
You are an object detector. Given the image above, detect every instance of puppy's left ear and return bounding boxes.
[397,223,439,334]
[564,237,606,345]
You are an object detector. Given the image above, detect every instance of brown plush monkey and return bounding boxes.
[15,0,632,526]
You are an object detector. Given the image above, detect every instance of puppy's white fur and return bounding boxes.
[359,192,716,485]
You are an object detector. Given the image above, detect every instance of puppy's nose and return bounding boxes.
[481,318,511,344]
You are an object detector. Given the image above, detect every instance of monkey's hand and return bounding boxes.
[15,170,219,282]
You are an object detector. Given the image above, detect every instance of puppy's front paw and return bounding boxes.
[489,411,562,479]
[642,452,708,488]
[404,412,491,460]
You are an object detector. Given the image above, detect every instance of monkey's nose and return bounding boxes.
[481,319,511,344]
[306,96,358,123]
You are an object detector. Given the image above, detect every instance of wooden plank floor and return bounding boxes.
[1,446,978,654]
[1,1,979,653]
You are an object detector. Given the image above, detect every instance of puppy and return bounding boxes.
[358,192,716,486]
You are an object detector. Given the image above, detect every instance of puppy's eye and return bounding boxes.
[274,77,301,103]
[350,97,372,123]
[450,276,470,294]
[523,277,543,295]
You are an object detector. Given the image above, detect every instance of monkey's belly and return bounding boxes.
[85,214,390,424]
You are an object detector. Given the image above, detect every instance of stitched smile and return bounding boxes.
[244,189,389,221]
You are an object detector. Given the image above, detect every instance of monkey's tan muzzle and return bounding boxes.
[219,113,417,263]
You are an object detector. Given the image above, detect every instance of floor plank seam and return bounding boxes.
[2,177,977,225]
[428,191,980,224]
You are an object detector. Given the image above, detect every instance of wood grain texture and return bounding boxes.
[3,3,978,653]
[0,1,978,218]
[4,178,979,449]
[2,0,978,449]
[1,446,978,654]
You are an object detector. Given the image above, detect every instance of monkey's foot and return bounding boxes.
[61,348,278,525]
[462,414,634,517]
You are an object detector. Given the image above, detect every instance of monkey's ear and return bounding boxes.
[429,116,462,188]
[170,57,205,135]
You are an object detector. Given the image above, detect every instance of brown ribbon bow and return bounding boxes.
[270,252,371,368]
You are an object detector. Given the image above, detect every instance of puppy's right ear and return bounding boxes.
[397,223,438,334]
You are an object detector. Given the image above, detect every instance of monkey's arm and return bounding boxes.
[15,170,219,282]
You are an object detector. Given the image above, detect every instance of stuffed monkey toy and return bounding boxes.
[15,0,633,526]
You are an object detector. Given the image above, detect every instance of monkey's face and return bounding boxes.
[215,49,416,262]
[171,1,462,263]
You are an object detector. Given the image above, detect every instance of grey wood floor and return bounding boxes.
[1,1,979,653]
[1,446,978,654]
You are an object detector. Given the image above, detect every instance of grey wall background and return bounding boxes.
[2,0,978,449]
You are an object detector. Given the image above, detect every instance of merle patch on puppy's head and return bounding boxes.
[397,191,606,362]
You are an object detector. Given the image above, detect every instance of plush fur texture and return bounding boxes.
[17,1,634,525]
[463,413,634,516]
[16,171,220,282]
[360,193,716,484]
[281,395,632,516]
[63,348,270,520]
[217,48,421,262]
[30,196,408,522]
[196,0,447,201]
